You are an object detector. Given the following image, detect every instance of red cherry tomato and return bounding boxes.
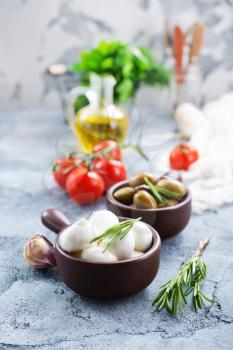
[183,149,199,170]
[66,165,105,205]
[92,140,122,161]
[169,143,199,171]
[93,158,127,190]
[52,157,78,188]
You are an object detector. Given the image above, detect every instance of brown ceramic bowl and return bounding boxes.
[106,181,192,240]
[41,208,161,300]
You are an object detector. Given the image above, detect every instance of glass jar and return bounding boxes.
[171,58,202,111]
[65,74,129,153]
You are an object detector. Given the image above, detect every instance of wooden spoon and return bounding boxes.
[189,23,205,64]
[173,26,185,84]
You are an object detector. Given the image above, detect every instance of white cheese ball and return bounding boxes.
[81,245,117,262]
[131,221,153,252]
[89,210,119,236]
[131,250,144,258]
[110,230,135,260]
[59,218,95,252]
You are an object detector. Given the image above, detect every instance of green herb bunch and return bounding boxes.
[90,218,141,252]
[70,40,171,103]
[153,239,213,315]
[144,177,180,204]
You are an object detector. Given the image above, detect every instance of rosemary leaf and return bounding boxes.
[180,285,187,304]
[144,177,180,203]
[198,290,213,303]
[152,238,213,316]
[90,218,141,252]
[144,178,163,202]
[155,186,180,199]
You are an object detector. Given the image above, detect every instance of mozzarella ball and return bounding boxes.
[81,245,117,262]
[59,218,95,252]
[131,250,144,258]
[89,210,119,236]
[110,230,135,260]
[131,221,153,252]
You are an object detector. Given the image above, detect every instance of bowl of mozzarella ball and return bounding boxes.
[42,209,161,299]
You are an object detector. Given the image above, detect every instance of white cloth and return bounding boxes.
[156,92,233,214]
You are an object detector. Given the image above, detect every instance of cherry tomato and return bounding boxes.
[183,148,199,169]
[52,157,78,188]
[66,165,105,205]
[92,140,122,161]
[169,143,199,171]
[93,158,127,190]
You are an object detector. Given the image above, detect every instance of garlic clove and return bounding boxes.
[89,210,119,236]
[59,218,95,252]
[81,245,117,262]
[110,230,135,260]
[131,221,153,252]
[23,234,56,269]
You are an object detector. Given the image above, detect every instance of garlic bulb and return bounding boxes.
[81,245,117,262]
[23,234,56,269]
[174,103,206,139]
[89,210,119,236]
[131,221,153,252]
[59,218,95,252]
[110,230,135,260]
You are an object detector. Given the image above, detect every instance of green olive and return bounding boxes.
[156,178,187,198]
[158,199,178,208]
[133,190,157,209]
[135,184,150,192]
[129,173,156,187]
[114,187,135,204]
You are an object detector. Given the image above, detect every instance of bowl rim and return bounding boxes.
[55,217,161,265]
[106,180,192,212]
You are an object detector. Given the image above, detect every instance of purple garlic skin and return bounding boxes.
[23,234,56,269]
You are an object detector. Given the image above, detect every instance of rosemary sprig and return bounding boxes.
[145,177,163,202]
[152,238,213,316]
[155,186,180,200]
[144,177,180,203]
[90,218,141,252]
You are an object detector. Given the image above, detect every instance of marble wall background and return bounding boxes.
[0,0,232,110]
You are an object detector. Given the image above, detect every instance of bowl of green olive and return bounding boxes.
[106,173,192,240]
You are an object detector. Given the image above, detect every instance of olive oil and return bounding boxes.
[73,105,128,152]
[68,74,128,153]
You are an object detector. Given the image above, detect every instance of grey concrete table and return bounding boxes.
[0,109,232,350]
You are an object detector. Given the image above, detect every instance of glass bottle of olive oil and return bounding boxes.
[67,74,128,153]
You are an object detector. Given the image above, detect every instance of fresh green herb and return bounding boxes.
[144,177,180,203]
[90,218,141,252]
[155,186,180,199]
[152,238,213,316]
[145,178,163,202]
[70,40,171,103]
